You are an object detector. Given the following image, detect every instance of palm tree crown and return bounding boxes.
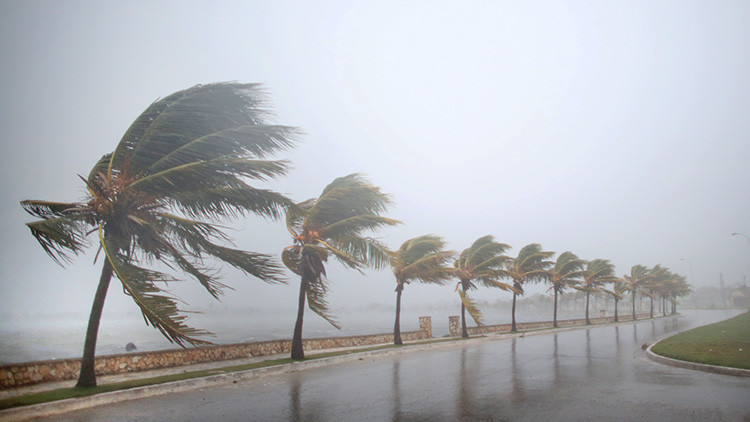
[390,235,455,344]
[282,174,400,358]
[21,82,298,385]
[453,235,514,337]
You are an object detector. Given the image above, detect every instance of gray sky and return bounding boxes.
[1,1,749,326]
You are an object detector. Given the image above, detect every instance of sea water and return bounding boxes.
[0,305,574,365]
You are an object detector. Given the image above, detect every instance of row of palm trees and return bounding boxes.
[388,235,692,344]
[20,83,690,387]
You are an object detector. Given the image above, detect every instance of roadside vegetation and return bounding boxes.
[651,311,750,370]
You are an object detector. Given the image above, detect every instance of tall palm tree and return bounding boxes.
[645,265,670,318]
[546,251,585,328]
[656,270,689,316]
[282,174,400,359]
[579,259,618,325]
[623,264,652,321]
[505,244,554,332]
[21,83,297,387]
[667,274,691,314]
[602,279,629,322]
[389,235,455,345]
[453,236,515,338]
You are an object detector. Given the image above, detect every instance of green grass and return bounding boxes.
[0,337,459,411]
[651,311,750,370]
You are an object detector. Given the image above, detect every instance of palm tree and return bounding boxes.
[623,264,651,320]
[389,235,455,345]
[602,279,629,322]
[655,270,689,316]
[453,236,515,338]
[671,275,692,314]
[645,265,670,318]
[579,259,618,325]
[546,251,585,328]
[282,174,400,359]
[21,83,297,387]
[505,244,554,332]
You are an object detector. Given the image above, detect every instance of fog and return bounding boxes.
[1,1,749,351]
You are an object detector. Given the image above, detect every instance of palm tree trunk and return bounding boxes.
[291,276,307,360]
[585,290,591,325]
[632,287,637,320]
[614,297,619,322]
[553,288,559,328]
[649,295,654,318]
[76,259,114,388]
[511,293,518,332]
[394,284,403,345]
[461,282,468,338]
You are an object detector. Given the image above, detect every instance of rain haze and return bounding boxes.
[1,1,749,361]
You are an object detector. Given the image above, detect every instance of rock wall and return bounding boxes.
[0,317,432,389]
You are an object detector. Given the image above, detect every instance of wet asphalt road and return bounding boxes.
[51,310,749,421]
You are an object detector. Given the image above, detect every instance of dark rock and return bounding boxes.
[126,342,137,352]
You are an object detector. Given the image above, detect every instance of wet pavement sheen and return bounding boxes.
[52,310,749,421]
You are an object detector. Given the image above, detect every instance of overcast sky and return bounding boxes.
[1,1,749,330]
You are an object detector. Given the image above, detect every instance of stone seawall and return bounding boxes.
[0,317,432,389]
[448,313,655,337]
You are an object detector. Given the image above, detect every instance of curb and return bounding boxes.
[646,339,750,378]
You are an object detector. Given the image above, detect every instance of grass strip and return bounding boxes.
[651,311,750,370]
[0,337,458,411]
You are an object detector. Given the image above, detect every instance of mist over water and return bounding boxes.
[0,300,582,364]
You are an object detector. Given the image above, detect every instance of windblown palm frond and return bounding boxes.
[578,259,618,291]
[602,279,629,300]
[455,235,512,286]
[283,174,400,358]
[506,243,555,288]
[548,251,585,293]
[458,286,483,326]
[22,82,298,351]
[624,264,652,291]
[397,248,456,284]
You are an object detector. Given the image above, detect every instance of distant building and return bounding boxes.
[729,285,750,308]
